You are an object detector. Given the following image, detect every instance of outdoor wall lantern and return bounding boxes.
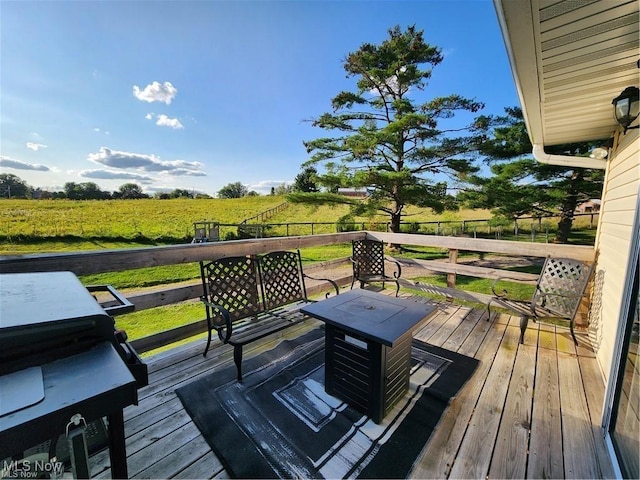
[612,86,639,133]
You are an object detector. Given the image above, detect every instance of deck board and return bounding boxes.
[94,290,615,479]
[488,329,536,479]
[426,305,473,346]
[441,306,486,352]
[411,310,508,478]
[527,326,564,479]
[448,319,520,479]
[136,435,212,479]
[558,350,604,479]
[577,353,616,477]
[173,451,222,479]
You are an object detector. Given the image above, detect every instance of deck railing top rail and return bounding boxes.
[0,232,365,275]
[368,232,595,261]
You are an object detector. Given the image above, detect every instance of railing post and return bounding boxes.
[447,249,458,301]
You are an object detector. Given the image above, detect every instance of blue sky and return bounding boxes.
[1,0,519,197]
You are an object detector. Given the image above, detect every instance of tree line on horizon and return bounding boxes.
[0,176,301,200]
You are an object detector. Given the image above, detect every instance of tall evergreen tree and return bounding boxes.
[293,166,319,193]
[460,107,605,243]
[297,25,487,232]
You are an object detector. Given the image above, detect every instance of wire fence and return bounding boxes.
[200,212,599,243]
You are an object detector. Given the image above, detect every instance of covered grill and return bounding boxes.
[0,271,148,479]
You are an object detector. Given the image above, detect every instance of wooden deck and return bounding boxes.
[89,289,616,479]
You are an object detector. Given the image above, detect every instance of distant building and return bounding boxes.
[337,188,368,198]
[575,199,601,213]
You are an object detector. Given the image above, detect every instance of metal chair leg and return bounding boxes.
[203,326,212,357]
[519,315,529,344]
[570,320,579,346]
[234,345,243,382]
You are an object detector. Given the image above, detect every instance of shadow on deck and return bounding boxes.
[90,289,615,479]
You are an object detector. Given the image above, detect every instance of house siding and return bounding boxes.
[591,130,640,383]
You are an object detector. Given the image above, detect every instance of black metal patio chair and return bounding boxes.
[350,239,402,297]
[487,256,593,345]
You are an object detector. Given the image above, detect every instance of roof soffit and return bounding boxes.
[494,0,639,149]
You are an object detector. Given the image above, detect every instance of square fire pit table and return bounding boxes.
[301,289,436,423]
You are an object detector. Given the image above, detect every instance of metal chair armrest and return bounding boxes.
[490,276,515,298]
[490,276,536,298]
[200,298,233,343]
[385,257,402,279]
[349,256,363,279]
[303,274,340,298]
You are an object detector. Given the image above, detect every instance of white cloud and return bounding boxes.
[133,81,177,104]
[159,168,206,177]
[87,147,205,176]
[156,114,184,129]
[80,169,154,183]
[0,156,50,171]
[145,113,184,129]
[26,142,47,151]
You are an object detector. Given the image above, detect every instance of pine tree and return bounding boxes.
[299,25,486,232]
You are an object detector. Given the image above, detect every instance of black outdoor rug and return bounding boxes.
[176,328,479,479]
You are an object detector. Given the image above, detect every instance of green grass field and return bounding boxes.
[0,196,595,292]
[0,197,495,252]
[0,197,596,251]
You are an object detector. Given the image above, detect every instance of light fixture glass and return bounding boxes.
[612,86,640,133]
[589,147,608,160]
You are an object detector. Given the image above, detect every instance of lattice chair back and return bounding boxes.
[259,250,307,310]
[352,239,386,277]
[200,256,263,327]
[533,257,593,318]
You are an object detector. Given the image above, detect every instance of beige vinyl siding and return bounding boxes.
[592,130,640,382]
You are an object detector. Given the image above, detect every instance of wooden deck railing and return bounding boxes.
[0,231,595,354]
